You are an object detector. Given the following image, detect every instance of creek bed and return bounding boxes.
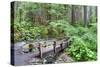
[11,39,73,66]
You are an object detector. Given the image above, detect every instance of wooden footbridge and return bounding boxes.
[11,38,70,65]
[22,38,70,58]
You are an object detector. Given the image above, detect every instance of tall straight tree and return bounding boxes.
[95,6,97,22]
[84,6,88,27]
[89,6,92,18]
[71,5,75,25]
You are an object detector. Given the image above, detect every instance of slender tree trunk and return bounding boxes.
[19,8,22,23]
[84,6,88,27]
[95,7,97,22]
[89,6,92,17]
[71,5,75,24]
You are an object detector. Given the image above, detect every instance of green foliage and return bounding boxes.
[66,36,96,61]
[12,2,97,61]
[65,23,97,61]
[89,16,97,23]
[48,20,97,61]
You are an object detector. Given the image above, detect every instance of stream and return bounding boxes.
[11,39,73,66]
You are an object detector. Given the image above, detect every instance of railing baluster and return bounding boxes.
[60,43,63,51]
[53,41,56,54]
[38,43,43,59]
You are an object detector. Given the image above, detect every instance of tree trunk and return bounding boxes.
[84,6,88,27]
[95,7,97,22]
[71,5,75,24]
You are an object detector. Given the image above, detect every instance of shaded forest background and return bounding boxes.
[11,1,97,61]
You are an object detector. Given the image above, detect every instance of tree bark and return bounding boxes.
[84,6,88,27]
[71,5,76,24]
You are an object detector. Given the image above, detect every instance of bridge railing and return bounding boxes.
[36,39,70,59]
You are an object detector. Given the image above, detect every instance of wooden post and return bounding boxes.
[60,43,63,51]
[53,41,56,54]
[38,43,43,59]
